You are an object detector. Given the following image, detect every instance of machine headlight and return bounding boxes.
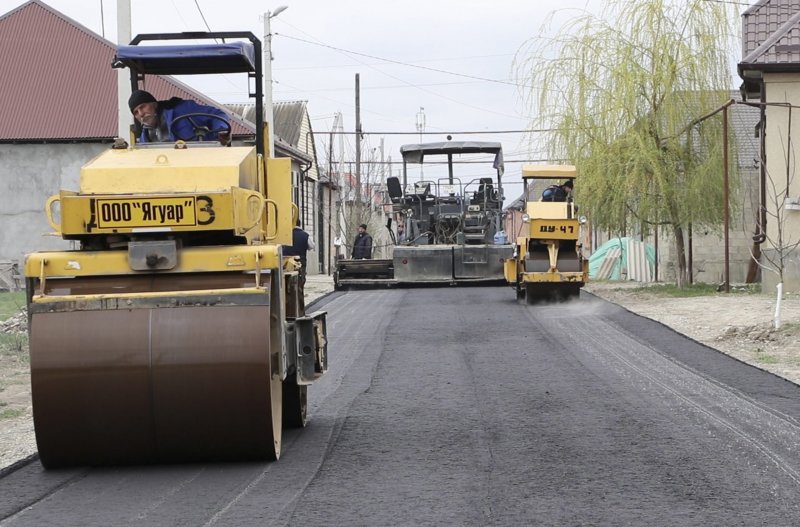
[522,213,530,223]
[579,215,588,224]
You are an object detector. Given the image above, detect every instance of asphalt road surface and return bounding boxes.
[2,286,800,526]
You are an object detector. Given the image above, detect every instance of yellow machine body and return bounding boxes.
[81,146,260,193]
[504,165,589,302]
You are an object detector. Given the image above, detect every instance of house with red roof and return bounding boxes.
[0,0,336,280]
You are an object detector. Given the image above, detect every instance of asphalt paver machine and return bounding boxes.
[334,141,513,288]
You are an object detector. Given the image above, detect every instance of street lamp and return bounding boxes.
[263,5,288,157]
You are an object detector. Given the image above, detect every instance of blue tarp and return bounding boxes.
[114,42,256,75]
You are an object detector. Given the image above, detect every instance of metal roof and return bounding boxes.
[740,0,800,70]
[274,101,308,146]
[226,101,315,164]
[227,101,308,145]
[0,0,254,142]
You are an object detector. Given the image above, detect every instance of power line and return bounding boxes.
[273,21,526,123]
[276,53,514,72]
[277,33,532,90]
[348,159,559,165]
[277,80,487,93]
[700,0,754,5]
[192,0,214,33]
[700,0,800,11]
[324,128,561,136]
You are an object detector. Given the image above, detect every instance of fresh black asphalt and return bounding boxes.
[1,286,799,526]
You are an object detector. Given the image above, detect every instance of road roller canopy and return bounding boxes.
[114,40,257,75]
[114,31,265,156]
[521,165,577,180]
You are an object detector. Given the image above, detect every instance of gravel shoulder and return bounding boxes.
[1,278,798,471]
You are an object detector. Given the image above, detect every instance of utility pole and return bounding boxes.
[379,137,385,185]
[116,0,131,140]
[416,106,426,180]
[329,112,342,237]
[355,73,362,205]
[332,112,347,256]
[335,111,345,190]
[416,106,426,143]
[262,6,288,157]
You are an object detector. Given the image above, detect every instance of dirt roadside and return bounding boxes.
[1,279,798,470]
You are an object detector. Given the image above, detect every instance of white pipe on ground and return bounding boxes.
[774,282,783,330]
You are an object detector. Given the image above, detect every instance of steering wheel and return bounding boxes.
[169,113,232,142]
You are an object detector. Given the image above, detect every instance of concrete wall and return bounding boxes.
[0,143,106,265]
[656,165,761,285]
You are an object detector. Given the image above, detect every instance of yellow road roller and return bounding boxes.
[23,31,327,467]
[504,165,589,303]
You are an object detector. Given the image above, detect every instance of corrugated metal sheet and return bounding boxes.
[595,246,622,281]
[226,101,314,163]
[274,101,306,146]
[0,0,254,142]
[228,100,308,145]
[626,239,653,282]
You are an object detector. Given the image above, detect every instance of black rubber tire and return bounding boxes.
[282,379,308,428]
[515,276,525,301]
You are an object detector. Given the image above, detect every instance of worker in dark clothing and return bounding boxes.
[352,223,373,259]
[541,179,574,202]
[283,219,315,294]
[129,89,231,144]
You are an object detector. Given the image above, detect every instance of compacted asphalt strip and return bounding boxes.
[1,286,800,526]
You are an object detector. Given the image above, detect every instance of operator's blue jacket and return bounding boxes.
[139,98,229,143]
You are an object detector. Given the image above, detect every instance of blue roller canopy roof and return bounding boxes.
[114,42,256,75]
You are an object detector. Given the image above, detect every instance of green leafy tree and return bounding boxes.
[516,0,739,286]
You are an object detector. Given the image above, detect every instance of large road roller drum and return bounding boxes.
[30,294,280,466]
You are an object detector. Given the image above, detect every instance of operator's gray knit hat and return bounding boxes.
[128,90,157,112]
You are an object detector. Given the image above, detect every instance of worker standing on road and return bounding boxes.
[397,222,406,243]
[352,223,373,259]
[283,219,315,295]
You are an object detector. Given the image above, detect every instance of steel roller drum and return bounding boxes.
[29,303,282,467]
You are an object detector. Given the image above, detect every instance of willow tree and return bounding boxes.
[516,0,739,286]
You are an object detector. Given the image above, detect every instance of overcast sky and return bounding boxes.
[0,0,745,200]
